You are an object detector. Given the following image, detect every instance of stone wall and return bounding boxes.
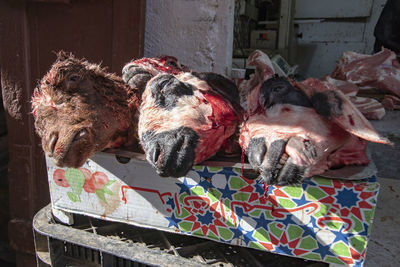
[144,0,235,76]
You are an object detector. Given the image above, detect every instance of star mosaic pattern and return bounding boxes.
[163,166,379,266]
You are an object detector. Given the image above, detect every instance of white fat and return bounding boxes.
[138,73,213,137]
[377,67,400,82]
[248,104,330,142]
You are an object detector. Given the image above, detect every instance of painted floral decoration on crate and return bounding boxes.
[53,168,115,203]
[162,166,379,266]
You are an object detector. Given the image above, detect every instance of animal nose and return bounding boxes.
[48,132,58,157]
[151,142,162,166]
[142,127,199,177]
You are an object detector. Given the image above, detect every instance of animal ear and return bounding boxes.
[247,50,276,80]
[294,79,391,145]
[321,89,391,144]
[239,50,276,110]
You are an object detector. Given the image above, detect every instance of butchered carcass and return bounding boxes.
[331,48,400,97]
[32,52,141,168]
[239,50,390,185]
[138,71,241,177]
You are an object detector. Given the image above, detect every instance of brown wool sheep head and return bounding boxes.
[32,51,140,168]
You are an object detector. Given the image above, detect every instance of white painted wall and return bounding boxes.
[144,0,235,76]
[295,0,387,78]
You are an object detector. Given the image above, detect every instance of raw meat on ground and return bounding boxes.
[381,94,400,110]
[331,48,400,98]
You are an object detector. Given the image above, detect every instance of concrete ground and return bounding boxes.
[365,177,400,267]
[365,110,400,267]
[369,111,400,180]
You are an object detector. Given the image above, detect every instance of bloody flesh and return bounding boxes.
[239,50,389,180]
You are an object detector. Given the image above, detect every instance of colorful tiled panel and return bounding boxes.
[47,153,379,266]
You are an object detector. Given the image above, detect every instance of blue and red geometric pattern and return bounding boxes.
[165,166,379,266]
[53,164,379,266]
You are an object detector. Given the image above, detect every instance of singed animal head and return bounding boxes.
[139,72,239,177]
[32,51,139,168]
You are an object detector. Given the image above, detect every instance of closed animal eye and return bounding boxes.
[167,60,178,67]
[160,80,169,89]
[69,75,80,83]
[272,86,282,92]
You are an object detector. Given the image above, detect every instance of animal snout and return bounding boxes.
[247,137,309,185]
[141,127,199,177]
[46,128,89,158]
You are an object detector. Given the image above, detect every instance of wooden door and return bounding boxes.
[0,0,145,265]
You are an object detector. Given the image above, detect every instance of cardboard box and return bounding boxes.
[250,30,277,50]
[47,151,379,266]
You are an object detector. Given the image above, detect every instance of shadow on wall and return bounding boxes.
[0,75,15,265]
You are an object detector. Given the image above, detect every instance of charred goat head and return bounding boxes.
[138,72,240,177]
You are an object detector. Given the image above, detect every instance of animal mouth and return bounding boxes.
[49,128,93,168]
[274,153,289,174]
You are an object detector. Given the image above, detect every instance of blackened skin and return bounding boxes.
[311,91,343,118]
[260,76,312,109]
[259,139,287,179]
[264,157,306,186]
[191,72,240,107]
[121,64,153,94]
[247,137,267,169]
[141,127,199,177]
[149,74,194,110]
[247,137,312,185]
